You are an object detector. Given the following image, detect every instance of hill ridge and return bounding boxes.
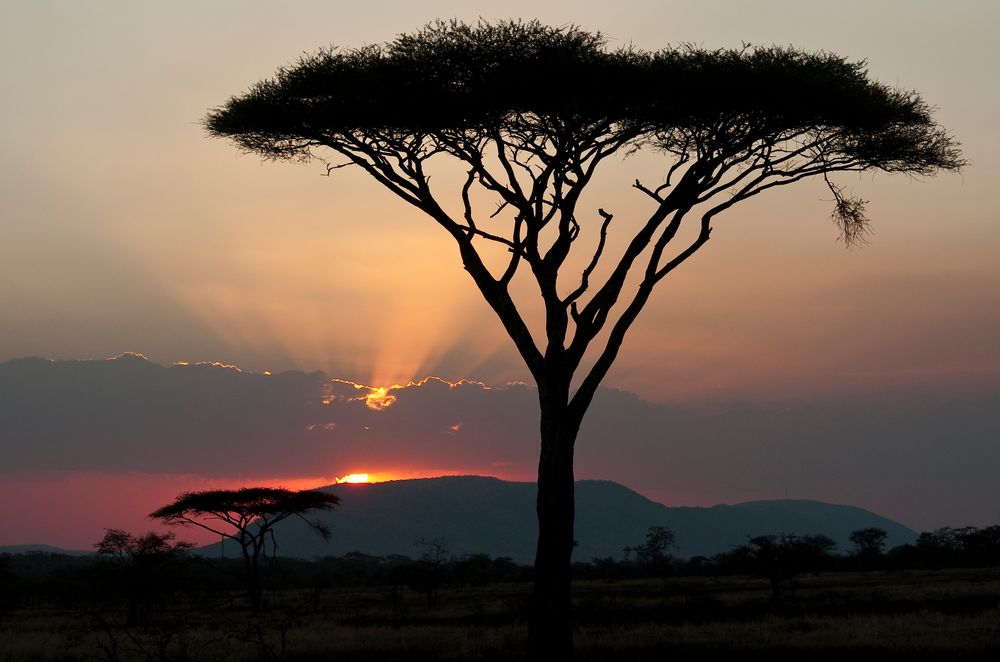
[200,476,915,563]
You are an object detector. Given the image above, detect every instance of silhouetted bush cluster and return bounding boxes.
[299,551,531,591]
[4,523,998,616]
[887,526,1000,570]
[576,524,1000,587]
[0,548,531,615]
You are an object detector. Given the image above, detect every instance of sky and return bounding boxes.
[1,1,999,548]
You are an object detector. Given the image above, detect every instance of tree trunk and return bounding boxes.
[529,382,580,661]
[244,544,263,615]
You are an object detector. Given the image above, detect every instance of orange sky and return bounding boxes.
[2,2,997,402]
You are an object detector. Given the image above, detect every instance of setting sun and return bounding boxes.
[335,473,370,484]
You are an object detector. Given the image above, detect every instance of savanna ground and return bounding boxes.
[2,566,999,661]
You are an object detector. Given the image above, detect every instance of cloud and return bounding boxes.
[0,354,539,478]
[2,354,999,531]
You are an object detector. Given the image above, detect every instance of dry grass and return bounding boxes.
[577,611,1000,660]
[2,569,999,661]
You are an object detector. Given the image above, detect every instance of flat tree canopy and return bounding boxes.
[208,21,956,154]
[150,487,339,537]
[208,20,959,242]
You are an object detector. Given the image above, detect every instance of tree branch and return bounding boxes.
[571,208,714,419]
[566,207,613,314]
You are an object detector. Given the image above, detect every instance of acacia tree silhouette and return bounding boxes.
[150,487,339,614]
[205,20,962,658]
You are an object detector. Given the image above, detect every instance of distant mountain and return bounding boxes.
[200,476,916,563]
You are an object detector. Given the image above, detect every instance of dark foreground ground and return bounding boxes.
[2,567,999,661]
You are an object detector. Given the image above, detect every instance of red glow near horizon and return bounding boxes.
[3,467,507,549]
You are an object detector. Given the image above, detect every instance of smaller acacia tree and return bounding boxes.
[150,487,339,614]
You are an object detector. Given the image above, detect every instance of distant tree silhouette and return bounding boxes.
[721,533,836,602]
[205,20,962,658]
[624,526,675,569]
[849,527,888,561]
[914,526,968,568]
[150,487,338,614]
[412,538,449,608]
[94,529,192,626]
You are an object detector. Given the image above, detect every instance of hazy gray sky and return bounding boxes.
[1,2,998,546]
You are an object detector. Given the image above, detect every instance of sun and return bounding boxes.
[335,473,370,484]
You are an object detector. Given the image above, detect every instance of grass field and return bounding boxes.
[2,568,999,660]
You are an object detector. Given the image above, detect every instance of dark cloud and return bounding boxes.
[2,354,998,531]
[0,355,539,477]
